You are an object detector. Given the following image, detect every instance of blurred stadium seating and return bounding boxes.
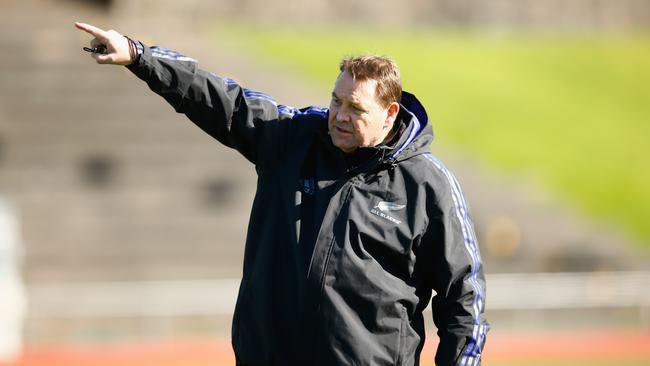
[0,0,648,364]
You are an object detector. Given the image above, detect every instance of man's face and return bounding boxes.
[328,71,398,154]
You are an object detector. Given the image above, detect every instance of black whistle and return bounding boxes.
[83,45,107,54]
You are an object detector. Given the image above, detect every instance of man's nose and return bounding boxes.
[336,109,350,123]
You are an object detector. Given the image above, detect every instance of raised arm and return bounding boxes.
[75,22,290,165]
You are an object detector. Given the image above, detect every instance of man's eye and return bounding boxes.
[331,98,341,106]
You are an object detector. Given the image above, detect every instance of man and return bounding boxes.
[75,22,488,366]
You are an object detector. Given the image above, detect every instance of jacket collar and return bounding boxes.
[385,91,431,161]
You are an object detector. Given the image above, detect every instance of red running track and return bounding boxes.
[2,329,649,366]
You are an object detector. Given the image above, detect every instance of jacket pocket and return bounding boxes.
[394,306,408,366]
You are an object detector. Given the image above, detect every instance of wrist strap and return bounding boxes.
[125,36,141,63]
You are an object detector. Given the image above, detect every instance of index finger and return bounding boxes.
[75,22,109,41]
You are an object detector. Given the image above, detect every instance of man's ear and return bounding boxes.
[384,102,400,128]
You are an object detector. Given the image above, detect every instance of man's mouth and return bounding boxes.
[335,126,352,135]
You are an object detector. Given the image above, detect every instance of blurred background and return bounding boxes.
[0,0,649,365]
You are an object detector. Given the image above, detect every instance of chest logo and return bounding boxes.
[301,178,316,195]
[371,201,405,224]
[374,201,406,212]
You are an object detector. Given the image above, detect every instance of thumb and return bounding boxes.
[91,52,114,64]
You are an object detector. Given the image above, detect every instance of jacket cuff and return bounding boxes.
[125,40,147,71]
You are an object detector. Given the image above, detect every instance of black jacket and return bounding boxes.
[128,45,488,366]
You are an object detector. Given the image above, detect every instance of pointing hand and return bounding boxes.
[75,22,133,65]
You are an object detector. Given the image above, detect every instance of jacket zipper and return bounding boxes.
[314,151,386,311]
[315,177,356,313]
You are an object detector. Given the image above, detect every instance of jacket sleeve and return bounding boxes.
[126,44,289,166]
[419,156,489,366]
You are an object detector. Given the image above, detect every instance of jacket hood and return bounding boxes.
[386,91,433,161]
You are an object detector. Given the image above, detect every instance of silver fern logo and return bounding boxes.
[371,201,405,224]
[374,201,406,212]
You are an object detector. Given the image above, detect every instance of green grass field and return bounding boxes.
[213,25,650,246]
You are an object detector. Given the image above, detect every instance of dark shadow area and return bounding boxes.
[65,0,112,10]
[201,178,236,207]
[80,154,116,188]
